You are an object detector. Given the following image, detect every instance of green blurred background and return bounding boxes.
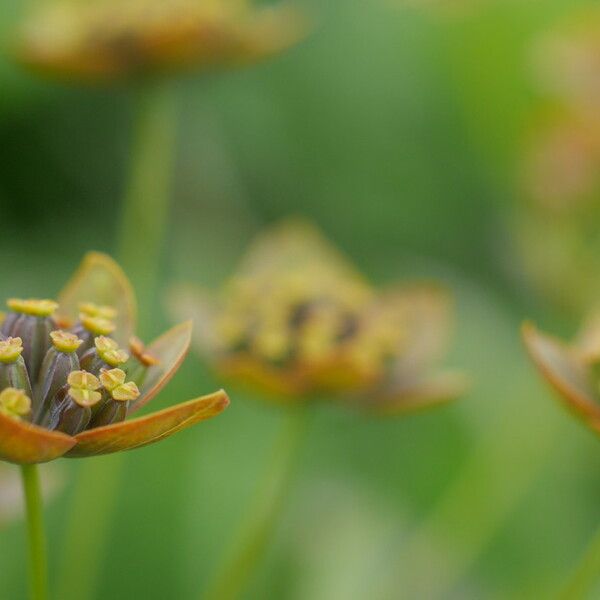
[1,0,600,598]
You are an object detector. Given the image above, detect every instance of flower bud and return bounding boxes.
[80,336,129,374]
[0,388,31,421]
[43,370,101,435]
[72,313,117,356]
[89,368,139,428]
[126,336,159,386]
[3,299,58,381]
[0,337,33,406]
[35,331,82,423]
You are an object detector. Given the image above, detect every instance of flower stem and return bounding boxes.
[559,525,600,600]
[57,82,178,600]
[21,464,48,600]
[204,407,311,600]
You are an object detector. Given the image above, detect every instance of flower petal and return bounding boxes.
[57,252,137,344]
[522,321,600,426]
[366,370,468,417]
[130,321,193,413]
[0,414,75,464]
[384,284,452,372]
[66,390,229,457]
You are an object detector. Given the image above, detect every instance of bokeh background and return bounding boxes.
[1,0,600,598]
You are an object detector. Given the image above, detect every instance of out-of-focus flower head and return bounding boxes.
[0,252,228,465]
[523,315,600,436]
[514,9,600,314]
[170,220,466,416]
[16,0,308,84]
[531,9,600,123]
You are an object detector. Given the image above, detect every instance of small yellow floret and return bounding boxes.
[7,298,58,317]
[50,330,83,353]
[0,388,31,419]
[0,337,23,364]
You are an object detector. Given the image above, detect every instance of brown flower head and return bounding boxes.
[170,220,466,415]
[15,0,308,84]
[0,252,229,465]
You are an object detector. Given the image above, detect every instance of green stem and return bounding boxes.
[203,408,311,600]
[21,464,48,600]
[57,82,178,600]
[559,525,600,600]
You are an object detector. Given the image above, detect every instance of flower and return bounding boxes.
[170,220,466,415]
[522,318,600,435]
[15,0,308,84]
[0,252,229,465]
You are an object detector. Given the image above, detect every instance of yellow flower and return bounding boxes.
[15,0,308,84]
[0,252,229,465]
[170,220,466,415]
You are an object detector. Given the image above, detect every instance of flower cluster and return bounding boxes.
[0,252,228,465]
[171,220,466,414]
[15,0,307,84]
[515,8,600,312]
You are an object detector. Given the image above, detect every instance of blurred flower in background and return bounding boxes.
[15,0,308,84]
[170,219,466,416]
[515,8,600,313]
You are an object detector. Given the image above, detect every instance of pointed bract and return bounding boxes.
[57,252,137,345]
[0,412,75,464]
[66,390,229,457]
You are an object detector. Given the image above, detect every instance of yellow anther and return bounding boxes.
[67,370,101,391]
[95,336,129,366]
[129,336,160,367]
[50,330,83,353]
[0,337,23,364]
[79,302,117,320]
[0,388,31,419]
[7,298,58,317]
[80,314,116,335]
[69,388,102,408]
[111,381,140,402]
[99,368,126,392]
[100,368,139,402]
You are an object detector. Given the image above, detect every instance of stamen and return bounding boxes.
[129,336,160,366]
[99,368,126,391]
[69,388,102,408]
[100,368,140,402]
[79,314,116,335]
[0,337,23,364]
[67,370,101,391]
[0,388,31,419]
[95,336,129,366]
[79,302,118,321]
[7,298,58,317]
[50,330,83,353]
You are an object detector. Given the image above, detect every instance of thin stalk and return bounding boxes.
[21,464,48,600]
[204,407,311,600]
[57,82,178,600]
[559,525,600,600]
